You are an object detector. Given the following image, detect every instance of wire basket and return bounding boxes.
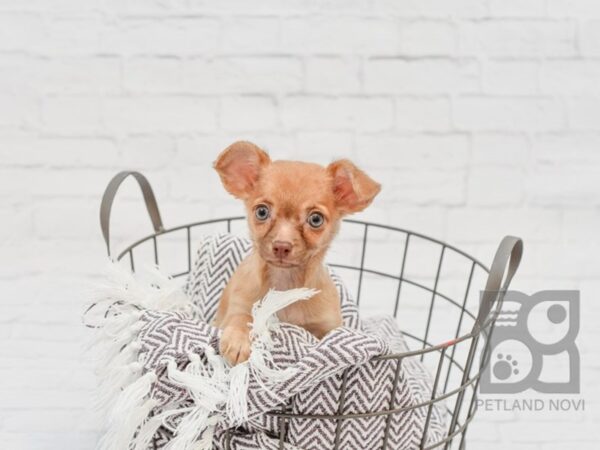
[99,171,523,450]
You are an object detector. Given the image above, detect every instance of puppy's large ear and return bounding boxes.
[327,159,381,214]
[214,141,271,199]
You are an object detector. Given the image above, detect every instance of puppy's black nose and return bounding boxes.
[272,241,292,259]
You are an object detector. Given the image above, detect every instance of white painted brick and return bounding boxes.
[101,0,188,14]
[7,168,110,198]
[3,240,105,278]
[305,57,361,94]
[123,57,182,94]
[385,167,467,206]
[0,367,87,390]
[0,207,33,241]
[580,20,600,56]
[42,57,121,94]
[102,18,220,55]
[533,133,600,166]
[567,97,600,130]
[355,135,469,169]
[185,134,295,161]
[541,60,600,94]
[0,13,44,52]
[372,0,488,18]
[0,388,91,409]
[183,0,311,16]
[281,17,401,55]
[174,136,232,167]
[395,97,451,131]
[5,0,103,12]
[282,96,394,132]
[3,410,96,433]
[364,59,480,94]
[500,419,600,443]
[3,432,99,450]
[103,97,218,133]
[471,134,530,166]
[467,166,524,206]
[490,0,546,17]
[0,332,83,359]
[400,21,457,56]
[0,0,44,10]
[467,419,501,442]
[388,206,446,239]
[294,132,355,162]
[483,61,539,95]
[159,199,223,230]
[528,166,600,207]
[168,164,229,202]
[42,97,103,134]
[447,208,561,244]
[454,97,566,132]
[308,0,382,15]
[184,57,303,94]
[220,96,278,131]
[548,0,600,18]
[11,322,86,343]
[460,21,577,57]
[41,16,105,55]
[563,210,600,243]
[0,55,42,94]
[221,17,280,53]
[3,136,117,169]
[0,169,38,200]
[543,443,600,450]
[242,135,297,157]
[40,137,120,167]
[471,442,539,450]
[0,92,38,127]
[120,135,176,169]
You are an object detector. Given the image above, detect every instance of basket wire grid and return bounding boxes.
[99,171,523,450]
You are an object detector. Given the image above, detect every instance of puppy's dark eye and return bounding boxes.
[255,204,270,221]
[307,212,324,228]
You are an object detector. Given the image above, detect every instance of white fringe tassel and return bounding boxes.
[88,263,200,450]
[168,288,319,443]
[98,371,158,450]
[91,263,198,314]
[165,347,230,450]
[226,364,250,426]
[226,288,319,424]
[133,408,187,450]
[251,288,320,340]
[90,262,319,450]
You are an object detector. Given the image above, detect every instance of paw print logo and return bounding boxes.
[493,354,519,380]
[480,290,580,394]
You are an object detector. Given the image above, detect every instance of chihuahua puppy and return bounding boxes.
[213,141,381,365]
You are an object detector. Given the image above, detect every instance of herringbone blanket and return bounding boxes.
[88,234,446,450]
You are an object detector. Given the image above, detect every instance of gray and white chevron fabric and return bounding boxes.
[94,233,447,449]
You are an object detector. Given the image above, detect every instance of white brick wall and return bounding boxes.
[1,1,599,448]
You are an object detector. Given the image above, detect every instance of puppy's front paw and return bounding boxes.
[219,326,251,366]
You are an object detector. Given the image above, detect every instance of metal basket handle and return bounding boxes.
[100,171,164,257]
[473,235,523,332]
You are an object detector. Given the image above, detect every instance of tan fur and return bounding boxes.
[213,141,381,365]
